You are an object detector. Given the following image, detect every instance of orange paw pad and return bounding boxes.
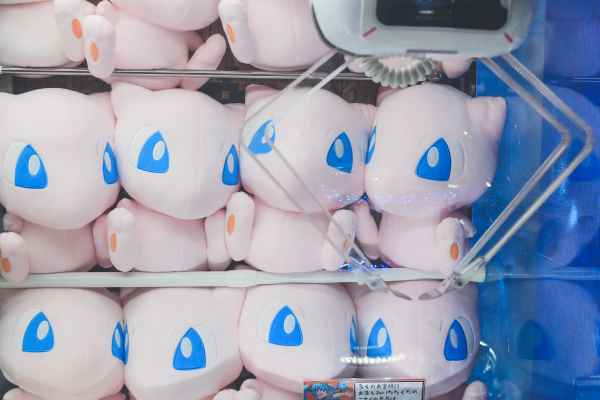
[1,258,11,274]
[450,242,460,260]
[90,42,99,62]
[227,214,236,235]
[226,23,236,44]
[71,19,83,39]
[110,233,117,252]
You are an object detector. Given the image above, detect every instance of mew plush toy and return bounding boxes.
[218,0,330,70]
[0,0,93,68]
[0,289,125,400]
[239,284,357,394]
[357,83,506,274]
[352,281,485,400]
[104,83,243,272]
[51,0,226,90]
[213,380,296,400]
[123,288,245,400]
[225,85,372,273]
[0,89,120,282]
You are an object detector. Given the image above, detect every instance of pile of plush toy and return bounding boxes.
[0,0,507,399]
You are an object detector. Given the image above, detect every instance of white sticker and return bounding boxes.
[354,381,425,400]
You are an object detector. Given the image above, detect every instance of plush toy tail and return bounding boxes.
[180,34,227,91]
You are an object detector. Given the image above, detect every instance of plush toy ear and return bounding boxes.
[0,92,13,111]
[213,288,246,315]
[467,96,507,142]
[352,103,376,130]
[245,84,278,108]
[96,0,119,24]
[226,103,247,133]
[110,82,151,118]
[89,92,114,119]
[376,86,397,106]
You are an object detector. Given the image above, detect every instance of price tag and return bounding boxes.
[304,379,425,400]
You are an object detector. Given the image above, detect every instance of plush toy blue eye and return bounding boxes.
[111,321,128,364]
[350,317,360,355]
[15,145,48,189]
[444,319,469,361]
[517,320,554,361]
[137,131,169,174]
[222,145,240,186]
[102,143,119,185]
[327,132,353,173]
[22,312,54,353]
[268,305,303,347]
[416,138,452,181]
[365,127,376,164]
[173,328,207,371]
[367,318,391,358]
[248,120,276,155]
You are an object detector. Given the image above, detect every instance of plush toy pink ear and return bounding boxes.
[245,84,279,108]
[110,82,151,118]
[352,103,376,130]
[467,96,507,142]
[376,86,398,106]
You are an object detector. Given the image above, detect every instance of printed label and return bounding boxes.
[303,379,425,400]
[354,381,424,400]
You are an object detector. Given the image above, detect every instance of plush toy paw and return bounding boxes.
[462,381,487,400]
[322,209,356,271]
[0,232,29,283]
[2,213,24,233]
[205,209,232,271]
[213,388,261,400]
[218,0,256,64]
[54,0,88,62]
[436,217,467,267]
[107,207,136,272]
[225,192,255,262]
[82,15,116,79]
[92,214,112,268]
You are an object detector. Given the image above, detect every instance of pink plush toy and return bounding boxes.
[0,289,125,400]
[357,83,506,274]
[239,284,357,393]
[50,0,226,90]
[123,288,245,400]
[218,0,330,71]
[107,0,219,32]
[352,281,485,400]
[225,85,372,273]
[0,0,93,68]
[213,379,296,400]
[0,89,120,282]
[103,83,243,272]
